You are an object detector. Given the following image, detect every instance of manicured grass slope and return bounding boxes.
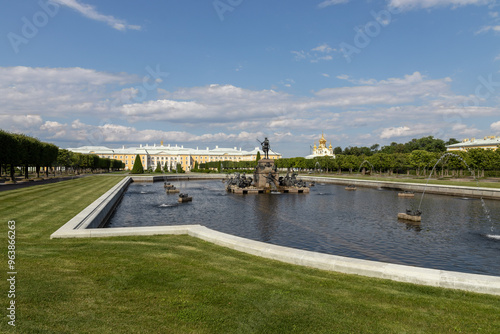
[1,176,499,333]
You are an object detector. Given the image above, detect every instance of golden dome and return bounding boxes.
[319,132,327,145]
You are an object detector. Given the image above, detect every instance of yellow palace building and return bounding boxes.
[446,136,500,152]
[67,142,281,172]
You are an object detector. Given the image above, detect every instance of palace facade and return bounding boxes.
[67,142,281,171]
[446,136,500,152]
[305,133,335,159]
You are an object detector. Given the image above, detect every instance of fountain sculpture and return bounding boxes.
[226,138,309,194]
[398,152,496,232]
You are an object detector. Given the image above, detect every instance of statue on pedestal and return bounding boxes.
[258,137,270,159]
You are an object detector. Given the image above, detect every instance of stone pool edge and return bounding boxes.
[50,175,500,296]
[300,176,500,200]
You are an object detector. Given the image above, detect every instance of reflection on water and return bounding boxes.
[107,180,500,276]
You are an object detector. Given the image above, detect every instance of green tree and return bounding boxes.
[406,136,446,153]
[14,134,42,179]
[334,155,345,174]
[393,153,409,175]
[176,163,185,173]
[370,144,380,153]
[318,156,335,172]
[466,149,493,177]
[445,138,460,146]
[131,154,144,174]
[256,151,261,162]
[154,162,162,173]
[409,150,433,176]
[342,155,360,174]
[39,143,58,177]
[0,130,19,181]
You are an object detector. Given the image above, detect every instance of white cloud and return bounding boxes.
[0,115,43,129]
[312,72,452,107]
[388,0,494,11]
[281,79,295,88]
[40,121,69,139]
[124,84,295,125]
[379,125,438,139]
[291,50,307,61]
[291,43,338,63]
[476,25,500,34]
[312,43,337,53]
[52,0,141,31]
[318,0,350,8]
[380,126,410,139]
[36,118,273,149]
[0,66,136,117]
[2,65,497,155]
[491,120,500,131]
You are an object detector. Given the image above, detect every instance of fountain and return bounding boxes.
[226,138,310,194]
[398,190,415,198]
[315,161,321,173]
[397,209,422,222]
[107,179,500,275]
[358,160,375,175]
[178,193,192,203]
[399,152,496,234]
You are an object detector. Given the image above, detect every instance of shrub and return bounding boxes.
[130,155,144,174]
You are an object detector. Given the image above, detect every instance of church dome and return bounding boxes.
[319,133,327,145]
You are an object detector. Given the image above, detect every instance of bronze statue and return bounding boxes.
[257,137,270,159]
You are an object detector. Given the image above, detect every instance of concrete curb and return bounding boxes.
[51,176,131,237]
[50,175,500,296]
[130,174,225,182]
[52,223,500,296]
[300,176,500,199]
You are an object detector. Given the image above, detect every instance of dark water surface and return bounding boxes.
[107,180,500,276]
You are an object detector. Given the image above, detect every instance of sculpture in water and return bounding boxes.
[258,137,270,159]
[226,138,309,194]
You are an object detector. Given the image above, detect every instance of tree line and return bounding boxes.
[194,160,258,173]
[56,149,125,175]
[276,149,500,177]
[0,130,124,182]
[332,136,459,156]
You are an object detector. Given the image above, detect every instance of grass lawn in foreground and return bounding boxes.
[1,175,499,333]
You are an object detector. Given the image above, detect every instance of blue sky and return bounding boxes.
[1,0,500,157]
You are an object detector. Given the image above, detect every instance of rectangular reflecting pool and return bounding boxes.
[107,180,500,276]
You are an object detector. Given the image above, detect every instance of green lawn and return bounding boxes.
[1,176,499,333]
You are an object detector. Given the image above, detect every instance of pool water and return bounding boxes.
[107,180,500,276]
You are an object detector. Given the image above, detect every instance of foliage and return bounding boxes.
[131,154,144,174]
[0,130,124,180]
[175,163,185,173]
[277,147,500,176]
[154,162,162,173]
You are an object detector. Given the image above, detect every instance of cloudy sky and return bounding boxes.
[2,0,500,157]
